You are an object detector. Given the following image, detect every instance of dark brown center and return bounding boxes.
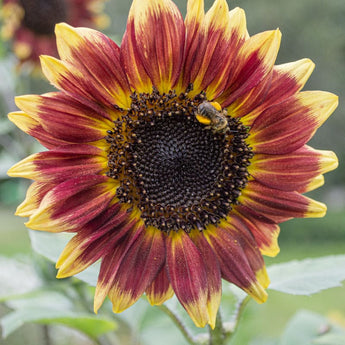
[19,0,67,35]
[106,86,253,233]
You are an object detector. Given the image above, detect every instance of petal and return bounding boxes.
[15,93,113,143]
[8,111,72,149]
[249,146,338,191]
[166,230,209,328]
[94,223,144,312]
[56,204,132,278]
[55,23,131,109]
[108,227,165,313]
[303,174,325,193]
[192,4,248,98]
[146,265,174,306]
[232,58,315,123]
[15,181,55,217]
[26,175,118,232]
[218,29,281,107]
[7,145,108,182]
[233,206,280,257]
[122,0,185,93]
[239,181,327,223]
[177,0,204,90]
[190,230,222,329]
[204,223,268,303]
[249,91,338,154]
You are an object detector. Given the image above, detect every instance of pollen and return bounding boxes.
[106,86,252,233]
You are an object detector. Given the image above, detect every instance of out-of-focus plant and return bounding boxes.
[2,234,345,344]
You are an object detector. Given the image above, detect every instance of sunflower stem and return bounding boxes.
[158,304,197,345]
[208,311,226,345]
[208,296,251,345]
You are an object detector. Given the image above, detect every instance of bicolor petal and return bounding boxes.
[190,230,222,329]
[15,182,55,218]
[232,58,315,123]
[8,111,73,149]
[249,146,338,191]
[26,175,118,232]
[122,0,185,93]
[239,181,327,223]
[108,227,165,312]
[218,29,281,107]
[56,204,132,278]
[55,23,131,109]
[249,91,338,154]
[204,224,268,303]
[146,265,174,306]
[7,145,108,182]
[166,230,209,328]
[15,92,113,143]
[234,206,280,257]
[94,223,144,313]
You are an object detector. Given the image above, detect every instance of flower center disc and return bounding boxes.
[106,87,253,233]
[19,0,67,35]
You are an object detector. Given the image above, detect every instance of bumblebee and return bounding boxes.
[195,101,230,134]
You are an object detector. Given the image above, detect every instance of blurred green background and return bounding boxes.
[0,0,344,344]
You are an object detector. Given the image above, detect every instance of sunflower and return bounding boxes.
[0,0,109,71]
[8,0,338,329]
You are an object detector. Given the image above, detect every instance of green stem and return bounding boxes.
[158,304,197,345]
[158,296,251,345]
[208,311,226,345]
[208,296,251,345]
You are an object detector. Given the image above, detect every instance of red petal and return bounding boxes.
[230,58,315,123]
[218,29,281,107]
[239,181,327,223]
[190,230,222,329]
[56,204,134,278]
[249,91,338,154]
[204,223,268,303]
[26,175,117,232]
[194,5,248,98]
[121,0,185,93]
[8,111,75,149]
[9,144,107,182]
[234,205,280,257]
[15,93,113,143]
[166,230,209,328]
[15,181,56,217]
[94,223,144,312]
[146,265,174,305]
[249,146,338,191]
[55,23,131,109]
[108,227,165,312]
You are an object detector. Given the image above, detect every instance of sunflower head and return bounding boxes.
[8,0,338,329]
[0,0,110,71]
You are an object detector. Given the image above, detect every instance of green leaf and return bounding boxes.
[0,256,42,301]
[313,334,345,345]
[29,231,72,262]
[278,310,329,345]
[278,310,344,345]
[1,308,117,339]
[250,339,279,345]
[29,230,99,286]
[268,255,345,295]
